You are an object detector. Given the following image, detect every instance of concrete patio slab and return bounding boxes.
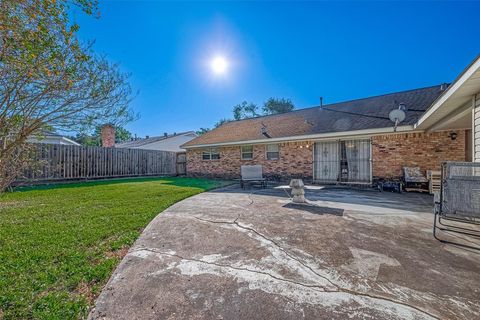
[89,185,480,320]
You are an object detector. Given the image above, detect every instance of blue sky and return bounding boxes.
[74,1,480,137]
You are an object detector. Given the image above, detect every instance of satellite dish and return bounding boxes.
[389,108,406,132]
[389,109,406,123]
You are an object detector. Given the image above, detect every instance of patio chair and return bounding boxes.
[433,162,480,250]
[403,167,429,192]
[240,165,266,189]
[427,170,441,195]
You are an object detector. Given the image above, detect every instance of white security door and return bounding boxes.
[314,140,371,183]
[314,141,340,183]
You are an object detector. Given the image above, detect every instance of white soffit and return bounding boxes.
[415,56,480,130]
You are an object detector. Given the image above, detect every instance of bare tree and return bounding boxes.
[0,0,135,191]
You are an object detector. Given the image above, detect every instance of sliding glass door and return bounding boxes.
[314,139,371,184]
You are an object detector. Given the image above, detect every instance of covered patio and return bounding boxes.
[415,55,480,162]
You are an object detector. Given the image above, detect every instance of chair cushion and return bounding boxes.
[241,165,264,180]
[403,167,428,183]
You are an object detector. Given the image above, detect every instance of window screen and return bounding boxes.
[241,146,253,160]
[202,148,220,160]
[266,144,279,160]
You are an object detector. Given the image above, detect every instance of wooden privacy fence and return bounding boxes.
[176,152,186,175]
[20,144,178,182]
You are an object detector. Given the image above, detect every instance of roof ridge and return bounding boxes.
[145,131,195,140]
[322,83,447,108]
[116,131,196,147]
[220,84,446,126]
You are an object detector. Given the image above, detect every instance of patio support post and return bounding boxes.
[473,93,480,162]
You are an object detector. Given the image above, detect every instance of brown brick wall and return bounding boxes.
[187,130,466,182]
[372,130,466,180]
[186,141,314,180]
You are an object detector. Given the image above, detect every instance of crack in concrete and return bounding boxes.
[131,247,333,291]
[130,246,439,320]
[338,288,439,320]
[189,215,440,320]
[192,215,339,288]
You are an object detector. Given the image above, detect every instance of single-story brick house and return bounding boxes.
[182,56,480,184]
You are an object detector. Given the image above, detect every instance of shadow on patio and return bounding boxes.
[209,182,434,215]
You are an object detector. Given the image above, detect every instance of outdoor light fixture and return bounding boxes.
[449,132,458,140]
[298,142,311,149]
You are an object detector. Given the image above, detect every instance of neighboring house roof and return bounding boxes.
[28,132,80,146]
[116,131,197,152]
[183,85,447,148]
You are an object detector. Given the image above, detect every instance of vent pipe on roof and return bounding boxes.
[440,83,448,91]
[164,132,168,137]
[320,97,323,109]
[261,122,271,138]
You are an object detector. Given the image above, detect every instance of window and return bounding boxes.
[241,145,253,160]
[202,148,220,160]
[266,144,279,160]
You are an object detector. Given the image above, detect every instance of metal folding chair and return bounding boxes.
[433,162,480,250]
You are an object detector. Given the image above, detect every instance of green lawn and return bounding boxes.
[0,177,230,319]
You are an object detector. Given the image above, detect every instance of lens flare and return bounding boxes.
[210,56,228,74]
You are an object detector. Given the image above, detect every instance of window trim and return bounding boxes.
[241,145,253,160]
[266,144,280,160]
[202,147,220,161]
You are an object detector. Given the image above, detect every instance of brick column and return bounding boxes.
[474,94,480,162]
[101,124,116,148]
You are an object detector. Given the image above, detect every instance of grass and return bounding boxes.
[0,177,231,319]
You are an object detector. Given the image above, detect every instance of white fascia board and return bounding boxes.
[415,56,480,129]
[60,136,81,146]
[183,125,416,149]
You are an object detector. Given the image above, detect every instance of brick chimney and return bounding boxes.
[101,124,115,148]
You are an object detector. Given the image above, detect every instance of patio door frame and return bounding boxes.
[313,138,372,184]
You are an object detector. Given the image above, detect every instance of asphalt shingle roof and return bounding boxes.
[183,85,447,147]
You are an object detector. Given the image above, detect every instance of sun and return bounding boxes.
[210,56,228,75]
